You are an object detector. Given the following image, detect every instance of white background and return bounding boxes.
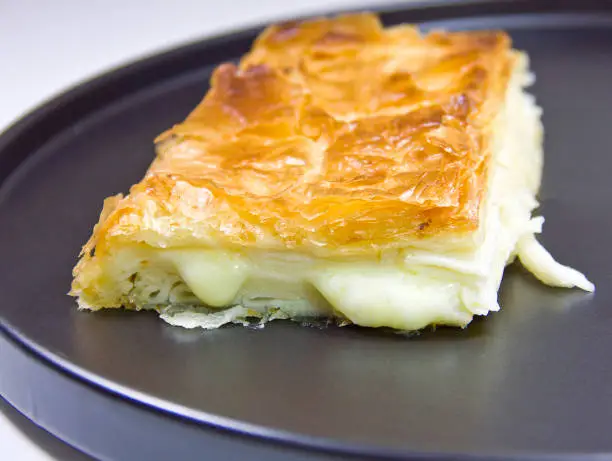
[0,0,393,459]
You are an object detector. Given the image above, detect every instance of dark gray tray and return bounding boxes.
[1,1,611,460]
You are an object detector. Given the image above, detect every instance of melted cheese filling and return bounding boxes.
[91,59,593,330]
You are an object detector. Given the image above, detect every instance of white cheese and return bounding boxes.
[311,267,470,330]
[162,250,249,307]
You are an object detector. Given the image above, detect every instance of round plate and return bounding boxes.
[2,1,612,460]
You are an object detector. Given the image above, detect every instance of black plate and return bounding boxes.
[2,1,612,460]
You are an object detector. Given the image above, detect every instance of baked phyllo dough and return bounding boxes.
[71,13,593,330]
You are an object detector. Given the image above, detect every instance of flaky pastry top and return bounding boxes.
[84,13,515,256]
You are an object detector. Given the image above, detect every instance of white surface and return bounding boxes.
[0,0,388,459]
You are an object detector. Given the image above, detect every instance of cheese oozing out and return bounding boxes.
[83,57,593,330]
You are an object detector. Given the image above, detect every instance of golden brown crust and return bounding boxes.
[83,13,514,257]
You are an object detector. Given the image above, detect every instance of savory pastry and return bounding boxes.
[70,13,593,330]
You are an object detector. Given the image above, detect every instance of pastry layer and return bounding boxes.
[71,15,594,330]
[78,14,515,257]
